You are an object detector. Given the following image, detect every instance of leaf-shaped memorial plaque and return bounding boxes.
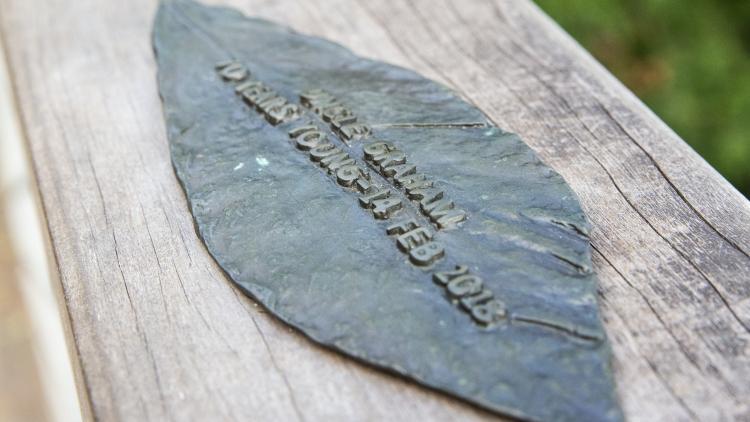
[153,1,622,420]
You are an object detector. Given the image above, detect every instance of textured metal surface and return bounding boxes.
[153,1,622,420]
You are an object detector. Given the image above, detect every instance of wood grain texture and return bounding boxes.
[1,0,749,420]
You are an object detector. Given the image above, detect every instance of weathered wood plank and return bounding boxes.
[1,0,748,420]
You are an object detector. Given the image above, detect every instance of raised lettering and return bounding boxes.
[241,84,272,105]
[471,299,507,326]
[321,105,352,123]
[330,114,358,131]
[338,123,370,141]
[320,152,355,173]
[397,227,432,252]
[447,275,484,298]
[355,177,376,194]
[433,265,469,285]
[359,188,390,208]
[420,196,467,230]
[386,219,419,235]
[288,123,317,138]
[295,130,327,150]
[218,78,497,324]
[257,96,287,113]
[217,62,248,81]
[311,99,341,115]
[409,241,444,266]
[251,90,278,109]
[299,88,330,106]
[267,103,301,125]
[309,143,339,162]
[336,165,368,187]
[460,289,494,309]
[434,208,467,229]
[374,150,406,170]
[372,198,403,219]
[300,89,343,115]
[363,141,395,161]
[383,163,416,179]
[398,173,433,191]
[409,188,443,203]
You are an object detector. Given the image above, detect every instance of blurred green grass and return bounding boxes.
[536,0,750,197]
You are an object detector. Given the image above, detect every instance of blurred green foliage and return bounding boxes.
[536,0,750,196]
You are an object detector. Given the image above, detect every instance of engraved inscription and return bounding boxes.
[362,141,467,230]
[434,266,507,326]
[217,61,301,125]
[299,95,467,232]
[217,60,506,327]
[300,89,371,142]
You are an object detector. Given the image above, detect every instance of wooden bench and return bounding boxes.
[1,0,748,420]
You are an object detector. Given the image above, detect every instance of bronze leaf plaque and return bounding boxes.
[153,1,622,420]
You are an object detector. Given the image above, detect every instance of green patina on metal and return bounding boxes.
[153,1,622,420]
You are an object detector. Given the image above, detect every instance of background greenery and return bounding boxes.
[535,0,750,197]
